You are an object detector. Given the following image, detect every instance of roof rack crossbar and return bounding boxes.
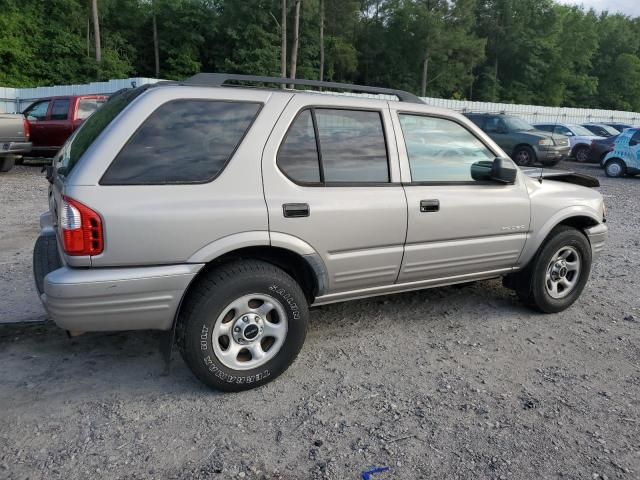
[183,73,424,104]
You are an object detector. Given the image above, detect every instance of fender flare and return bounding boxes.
[517,206,601,268]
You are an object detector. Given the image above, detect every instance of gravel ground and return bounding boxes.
[1,162,639,480]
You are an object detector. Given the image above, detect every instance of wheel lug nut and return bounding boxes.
[234,327,241,332]
[243,316,249,322]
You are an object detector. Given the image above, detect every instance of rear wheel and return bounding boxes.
[177,260,309,392]
[573,145,590,163]
[604,158,625,178]
[0,156,15,172]
[512,146,536,166]
[512,226,592,313]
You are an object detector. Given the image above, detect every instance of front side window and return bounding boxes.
[485,117,506,133]
[399,114,495,182]
[101,99,261,185]
[24,100,50,121]
[51,99,70,120]
[277,108,389,184]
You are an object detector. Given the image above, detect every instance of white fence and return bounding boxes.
[1,77,639,125]
[422,97,640,125]
[0,78,161,113]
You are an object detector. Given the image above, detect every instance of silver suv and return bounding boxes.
[33,74,608,391]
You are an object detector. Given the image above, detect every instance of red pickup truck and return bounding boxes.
[23,95,107,157]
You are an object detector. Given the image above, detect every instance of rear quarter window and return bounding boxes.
[100,100,261,185]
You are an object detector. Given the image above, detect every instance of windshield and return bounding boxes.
[54,87,146,177]
[503,116,534,132]
[569,124,595,136]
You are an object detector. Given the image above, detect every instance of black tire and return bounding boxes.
[33,233,62,295]
[15,156,24,165]
[0,156,15,172]
[512,146,536,166]
[604,158,626,178]
[573,145,590,163]
[513,225,592,313]
[177,260,309,392]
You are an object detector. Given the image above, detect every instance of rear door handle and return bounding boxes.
[283,203,310,218]
[420,199,440,212]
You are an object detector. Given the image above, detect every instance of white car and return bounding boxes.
[534,123,605,163]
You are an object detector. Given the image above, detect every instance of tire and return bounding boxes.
[0,156,15,172]
[33,233,62,295]
[604,158,626,178]
[573,145,590,163]
[512,146,536,166]
[177,260,309,392]
[514,225,592,313]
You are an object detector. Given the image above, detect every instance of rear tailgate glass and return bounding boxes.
[55,88,146,177]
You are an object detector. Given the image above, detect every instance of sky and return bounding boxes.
[555,0,640,17]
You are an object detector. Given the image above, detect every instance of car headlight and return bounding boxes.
[538,138,553,146]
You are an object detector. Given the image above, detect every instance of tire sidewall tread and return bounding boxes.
[178,260,309,392]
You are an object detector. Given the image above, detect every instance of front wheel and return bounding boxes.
[0,156,15,172]
[573,145,590,163]
[177,260,309,392]
[515,226,592,313]
[604,158,626,178]
[512,146,536,166]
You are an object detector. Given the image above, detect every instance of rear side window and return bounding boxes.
[51,99,70,120]
[101,100,261,185]
[77,98,107,120]
[277,108,389,185]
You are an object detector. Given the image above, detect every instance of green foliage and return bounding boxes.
[2,0,640,111]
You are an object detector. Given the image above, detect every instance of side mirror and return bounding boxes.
[496,126,508,134]
[491,157,518,184]
[565,132,574,137]
[471,158,517,184]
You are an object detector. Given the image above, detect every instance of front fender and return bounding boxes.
[517,205,602,268]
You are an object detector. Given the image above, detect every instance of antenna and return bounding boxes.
[540,107,563,183]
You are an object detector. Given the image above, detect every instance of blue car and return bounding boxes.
[602,127,640,177]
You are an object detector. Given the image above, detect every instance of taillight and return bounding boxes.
[23,118,30,140]
[60,196,103,256]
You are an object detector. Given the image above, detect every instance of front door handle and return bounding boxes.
[283,203,310,218]
[420,199,440,212]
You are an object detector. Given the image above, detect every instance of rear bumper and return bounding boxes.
[585,223,608,262]
[1,141,32,155]
[39,260,202,332]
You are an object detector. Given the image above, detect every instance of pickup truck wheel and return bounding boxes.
[573,145,590,163]
[516,226,592,313]
[604,159,625,178]
[0,156,15,172]
[513,146,535,166]
[177,260,309,392]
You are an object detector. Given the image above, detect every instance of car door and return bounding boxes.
[390,108,530,283]
[262,96,407,294]
[484,116,514,154]
[23,99,51,149]
[39,98,73,150]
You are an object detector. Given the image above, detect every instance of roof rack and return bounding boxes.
[183,73,424,104]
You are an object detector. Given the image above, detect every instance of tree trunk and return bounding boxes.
[86,17,90,57]
[281,0,287,85]
[319,0,324,84]
[152,1,160,78]
[420,55,429,97]
[91,0,101,64]
[289,0,302,88]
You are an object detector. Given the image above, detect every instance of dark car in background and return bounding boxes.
[22,95,107,157]
[588,135,618,163]
[604,122,633,133]
[582,123,620,137]
[465,113,570,166]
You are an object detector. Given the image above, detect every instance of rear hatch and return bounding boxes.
[47,87,148,264]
